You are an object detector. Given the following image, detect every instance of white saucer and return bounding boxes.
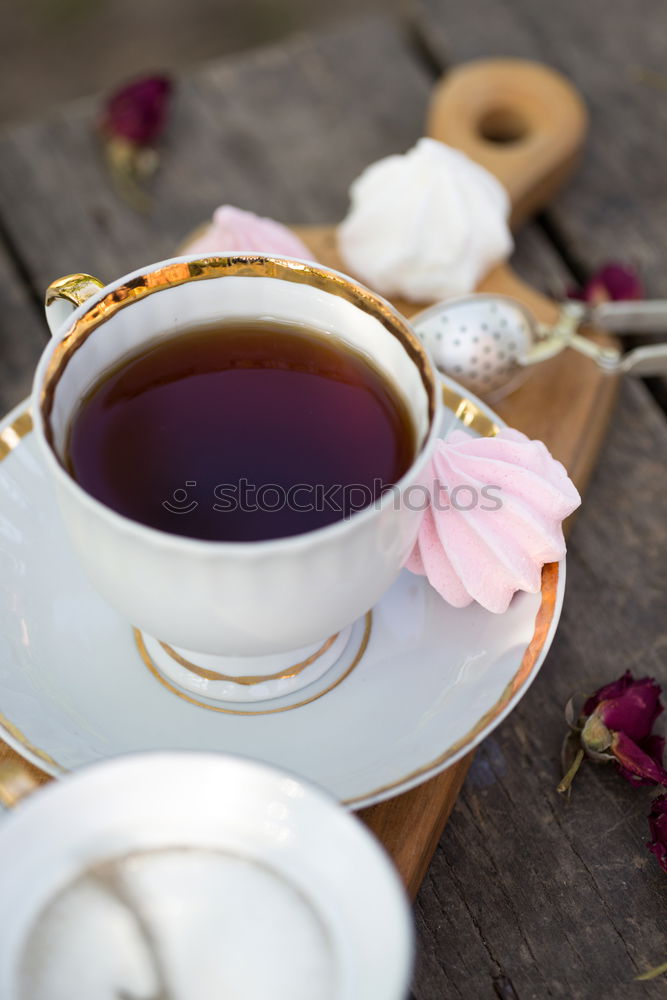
[0,379,564,809]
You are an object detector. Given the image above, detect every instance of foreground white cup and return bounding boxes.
[35,255,441,700]
[0,753,413,999]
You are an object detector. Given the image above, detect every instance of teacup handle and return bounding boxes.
[44,273,105,337]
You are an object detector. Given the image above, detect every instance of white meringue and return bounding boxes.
[405,428,580,613]
[337,138,513,302]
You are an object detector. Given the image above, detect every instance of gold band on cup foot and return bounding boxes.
[134,613,372,714]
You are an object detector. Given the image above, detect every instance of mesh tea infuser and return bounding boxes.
[413,295,667,399]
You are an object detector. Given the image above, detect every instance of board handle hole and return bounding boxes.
[478,107,528,144]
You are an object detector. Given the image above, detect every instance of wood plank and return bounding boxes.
[0,241,46,412]
[413,377,667,999]
[0,14,432,297]
[414,0,667,297]
[0,1,404,124]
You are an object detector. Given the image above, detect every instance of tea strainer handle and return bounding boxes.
[584,300,667,375]
[590,299,667,335]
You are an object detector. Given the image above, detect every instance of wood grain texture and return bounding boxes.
[414,0,667,295]
[0,0,404,124]
[0,241,46,412]
[413,379,667,1000]
[0,15,431,298]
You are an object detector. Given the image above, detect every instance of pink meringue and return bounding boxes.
[185,205,316,260]
[406,428,581,613]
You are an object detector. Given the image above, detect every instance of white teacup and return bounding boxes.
[35,255,441,702]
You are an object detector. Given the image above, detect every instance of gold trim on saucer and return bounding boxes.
[442,386,500,437]
[0,758,43,808]
[0,712,62,773]
[135,613,372,716]
[0,408,63,773]
[0,410,33,461]
[158,632,340,684]
[342,561,559,805]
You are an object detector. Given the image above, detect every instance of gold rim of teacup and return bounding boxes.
[41,255,439,447]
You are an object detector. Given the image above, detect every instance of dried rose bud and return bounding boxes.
[101,75,172,146]
[568,262,643,304]
[100,74,172,211]
[558,671,667,794]
[647,794,667,873]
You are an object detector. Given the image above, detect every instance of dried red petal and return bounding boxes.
[618,734,665,787]
[611,731,667,787]
[569,263,643,304]
[583,670,634,715]
[102,74,172,146]
[647,795,667,873]
[589,263,643,301]
[599,681,663,743]
[584,672,663,743]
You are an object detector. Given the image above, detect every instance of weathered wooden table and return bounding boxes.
[0,5,666,998]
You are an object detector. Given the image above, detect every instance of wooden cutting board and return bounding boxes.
[0,59,618,900]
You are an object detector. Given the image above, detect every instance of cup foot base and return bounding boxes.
[137,626,356,704]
